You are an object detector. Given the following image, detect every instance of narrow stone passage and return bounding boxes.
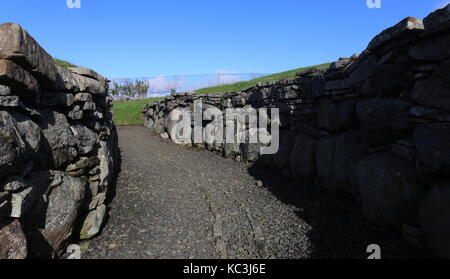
[81,126,426,259]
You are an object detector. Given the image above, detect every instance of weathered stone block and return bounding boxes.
[356,153,423,228]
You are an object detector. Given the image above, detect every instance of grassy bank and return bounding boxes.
[194,62,331,95]
[113,97,162,125]
[54,58,77,68]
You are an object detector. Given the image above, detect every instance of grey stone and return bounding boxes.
[357,98,412,147]
[0,111,27,180]
[70,125,97,155]
[11,112,42,154]
[0,219,27,259]
[73,73,106,95]
[39,110,78,168]
[0,84,11,95]
[0,59,40,94]
[10,184,37,218]
[413,123,450,176]
[74,92,93,102]
[316,97,356,132]
[409,33,450,61]
[367,17,424,51]
[422,4,450,34]
[88,192,106,210]
[356,153,423,228]
[25,171,86,256]
[289,133,317,181]
[410,60,450,111]
[0,95,21,107]
[69,67,107,86]
[419,183,450,258]
[0,23,59,88]
[1,176,29,192]
[359,64,413,97]
[317,130,368,193]
[80,204,106,240]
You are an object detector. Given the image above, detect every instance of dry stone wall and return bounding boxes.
[143,6,450,258]
[0,23,118,258]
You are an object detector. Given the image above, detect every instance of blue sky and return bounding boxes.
[0,0,447,78]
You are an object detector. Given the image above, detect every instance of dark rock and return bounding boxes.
[419,183,450,258]
[289,133,317,181]
[316,97,356,132]
[39,110,78,168]
[357,98,412,147]
[367,17,424,51]
[11,111,42,154]
[0,59,40,94]
[0,23,59,89]
[410,60,450,111]
[413,123,450,176]
[0,111,28,180]
[359,64,413,97]
[317,130,368,193]
[272,130,296,170]
[409,33,450,61]
[422,4,450,34]
[24,171,86,257]
[356,153,423,228]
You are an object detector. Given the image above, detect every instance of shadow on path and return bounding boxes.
[247,160,430,259]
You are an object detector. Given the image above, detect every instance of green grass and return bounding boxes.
[54,58,77,68]
[113,62,332,125]
[194,62,331,95]
[113,97,163,125]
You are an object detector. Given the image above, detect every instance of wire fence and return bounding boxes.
[109,72,267,98]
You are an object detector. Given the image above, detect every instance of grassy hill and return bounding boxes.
[113,97,163,125]
[54,58,77,68]
[113,62,331,125]
[194,62,331,94]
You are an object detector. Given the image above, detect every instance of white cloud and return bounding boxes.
[147,76,184,93]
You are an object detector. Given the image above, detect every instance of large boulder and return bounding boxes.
[316,97,356,132]
[39,110,78,168]
[24,171,86,257]
[0,23,59,89]
[0,59,40,94]
[289,133,317,181]
[367,16,424,51]
[359,64,413,97]
[272,130,297,170]
[410,60,450,111]
[316,130,368,193]
[0,219,27,259]
[357,98,412,147]
[0,111,28,180]
[356,153,423,228]
[419,183,450,258]
[10,112,42,154]
[413,123,450,176]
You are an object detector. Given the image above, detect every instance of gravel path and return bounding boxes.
[81,125,428,259]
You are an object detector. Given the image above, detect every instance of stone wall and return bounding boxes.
[0,23,118,258]
[142,6,450,258]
